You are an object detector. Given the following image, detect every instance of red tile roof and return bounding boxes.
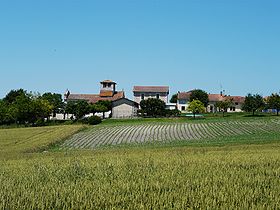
[99,90,114,97]
[177,91,192,100]
[226,96,245,103]
[133,86,169,93]
[208,94,224,102]
[67,91,125,104]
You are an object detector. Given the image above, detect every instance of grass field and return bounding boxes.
[1,116,280,209]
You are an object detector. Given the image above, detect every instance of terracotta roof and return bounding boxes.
[208,94,224,102]
[226,96,245,103]
[101,80,116,84]
[100,91,114,97]
[133,86,169,93]
[177,91,192,100]
[67,91,125,104]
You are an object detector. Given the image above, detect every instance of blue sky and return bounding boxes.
[0,0,279,99]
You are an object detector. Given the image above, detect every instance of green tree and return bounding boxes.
[65,101,76,117]
[65,100,90,120]
[187,100,205,118]
[190,89,209,107]
[0,100,7,124]
[40,93,63,117]
[3,89,26,104]
[267,93,280,116]
[242,94,265,116]
[140,98,166,117]
[29,99,53,123]
[216,98,233,117]
[91,104,107,119]
[170,94,178,103]
[90,101,112,119]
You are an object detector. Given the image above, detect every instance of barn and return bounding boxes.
[112,98,139,119]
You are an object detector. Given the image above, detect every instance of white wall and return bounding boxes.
[112,103,138,118]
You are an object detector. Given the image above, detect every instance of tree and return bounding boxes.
[187,100,205,118]
[170,94,178,103]
[40,93,63,117]
[75,100,90,119]
[140,98,166,117]
[242,94,265,116]
[65,100,90,120]
[29,99,53,124]
[216,98,233,117]
[3,89,27,104]
[90,100,112,119]
[267,93,280,116]
[190,89,209,107]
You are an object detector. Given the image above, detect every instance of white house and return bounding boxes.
[133,86,169,104]
[112,98,139,118]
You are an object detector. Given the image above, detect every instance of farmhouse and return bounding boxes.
[133,86,169,104]
[177,91,245,113]
[112,98,139,118]
[65,80,125,103]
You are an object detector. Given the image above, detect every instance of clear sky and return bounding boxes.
[0,0,279,99]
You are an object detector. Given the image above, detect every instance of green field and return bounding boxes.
[1,117,280,209]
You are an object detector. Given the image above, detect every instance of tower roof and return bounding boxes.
[100,80,116,84]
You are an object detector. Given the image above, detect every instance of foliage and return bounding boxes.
[0,90,53,125]
[3,89,27,104]
[242,94,265,116]
[187,100,205,118]
[40,93,63,116]
[76,100,90,119]
[65,100,91,120]
[87,115,102,125]
[165,109,181,117]
[89,100,112,119]
[267,93,280,116]
[190,89,209,107]
[216,98,234,117]
[169,94,178,103]
[140,98,166,117]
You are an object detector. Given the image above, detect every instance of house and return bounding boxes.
[177,91,192,112]
[112,98,139,118]
[65,80,125,104]
[177,90,245,113]
[133,86,169,104]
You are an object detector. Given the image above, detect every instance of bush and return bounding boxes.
[34,118,45,127]
[87,116,102,125]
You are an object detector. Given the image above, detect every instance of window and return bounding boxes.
[141,94,145,100]
[182,106,185,111]
[156,93,160,99]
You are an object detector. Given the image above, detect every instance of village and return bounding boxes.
[62,79,246,119]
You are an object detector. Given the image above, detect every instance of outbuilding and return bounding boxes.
[112,98,139,119]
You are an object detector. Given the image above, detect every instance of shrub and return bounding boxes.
[87,116,102,125]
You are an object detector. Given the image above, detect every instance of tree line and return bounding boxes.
[0,89,111,126]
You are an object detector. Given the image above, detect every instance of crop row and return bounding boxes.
[62,119,280,149]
